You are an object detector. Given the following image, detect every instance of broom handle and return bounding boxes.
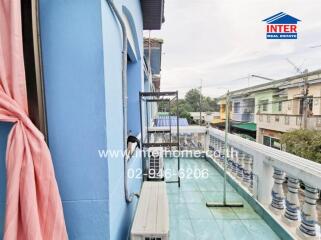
[223,91,230,205]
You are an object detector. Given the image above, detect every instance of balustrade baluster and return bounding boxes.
[219,141,225,165]
[237,151,244,180]
[298,184,320,239]
[242,153,252,187]
[270,168,285,215]
[227,145,233,170]
[282,176,300,226]
[231,148,238,175]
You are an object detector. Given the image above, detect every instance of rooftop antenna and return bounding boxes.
[206,90,244,208]
[286,58,306,74]
[286,58,309,129]
[250,74,275,81]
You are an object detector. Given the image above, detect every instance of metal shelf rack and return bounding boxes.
[139,91,180,187]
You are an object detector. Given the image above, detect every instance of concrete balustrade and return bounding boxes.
[207,128,321,239]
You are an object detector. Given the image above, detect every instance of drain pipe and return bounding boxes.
[106,0,138,203]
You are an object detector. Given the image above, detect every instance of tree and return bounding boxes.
[184,88,219,112]
[185,89,202,112]
[155,88,219,124]
[280,129,321,163]
[170,99,193,123]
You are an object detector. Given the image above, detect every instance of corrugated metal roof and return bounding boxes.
[232,122,257,132]
[141,0,165,30]
[155,116,189,127]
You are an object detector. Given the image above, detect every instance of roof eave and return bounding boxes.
[141,0,165,30]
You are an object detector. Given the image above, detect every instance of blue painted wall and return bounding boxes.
[101,1,144,239]
[0,1,144,239]
[39,0,143,239]
[0,123,12,237]
[39,0,110,239]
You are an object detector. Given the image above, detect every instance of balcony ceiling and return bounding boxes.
[141,0,165,30]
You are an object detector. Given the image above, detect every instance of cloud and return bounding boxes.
[145,0,321,98]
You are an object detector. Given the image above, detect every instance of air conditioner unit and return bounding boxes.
[131,182,169,240]
[147,147,164,180]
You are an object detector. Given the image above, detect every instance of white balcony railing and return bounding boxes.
[208,127,321,240]
[149,125,321,239]
[257,113,321,131]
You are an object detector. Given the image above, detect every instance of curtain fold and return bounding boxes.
[0,1,68,239]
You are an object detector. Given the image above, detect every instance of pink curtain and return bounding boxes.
[0,1,68,239]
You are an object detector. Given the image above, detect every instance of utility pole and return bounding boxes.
[226,91,230,133]
[302,70,309,129]
[286,58,309,129]
[199,79,202,126]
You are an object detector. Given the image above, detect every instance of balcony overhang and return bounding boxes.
[141,0,165,30]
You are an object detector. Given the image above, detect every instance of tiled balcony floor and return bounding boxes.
[165,158,280,240]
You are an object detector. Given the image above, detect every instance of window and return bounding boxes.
[275,116,279,122]
[308,98,313,112]
[259,100,268,112]
[278,102,282,112]
[263,136,281,150]
[234,102,240,113]
[21,0,47,140]
[299,98,304,115]
[285,116,290,125]
[243,98,255,113]
[263,136,271,146]
[288,101,292,111]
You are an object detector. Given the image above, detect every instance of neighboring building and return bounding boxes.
[143,38,163,123]
[216,69,321,148]
[189,112,220,125]
[144,38,163,92]
[0,1,165,240]
[257,70,321,148]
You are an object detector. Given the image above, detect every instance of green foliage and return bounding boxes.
[184,88,219,112]
[169,99,193,123]
[158,88,219,124]
[280,129,321,163]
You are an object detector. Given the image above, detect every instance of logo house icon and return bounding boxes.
[263,12,301,39]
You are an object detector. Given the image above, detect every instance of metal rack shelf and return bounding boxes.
[139,91,181,187]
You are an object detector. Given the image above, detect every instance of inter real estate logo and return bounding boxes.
[263,12,301,39]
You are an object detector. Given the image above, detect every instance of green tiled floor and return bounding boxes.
[165,158,280,240]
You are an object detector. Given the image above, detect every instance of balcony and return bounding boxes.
[257,113,321,132]
[148,126,321,239]
[231,112,255,122]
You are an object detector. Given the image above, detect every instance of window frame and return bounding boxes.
[21,0,48,141]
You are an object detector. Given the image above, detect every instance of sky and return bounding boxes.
[144,0,321,98]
